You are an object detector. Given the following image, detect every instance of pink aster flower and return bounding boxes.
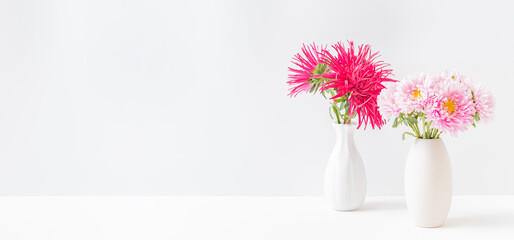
[472,84,495,122]
[287,43,327,97]
[377,83,401,119]
[440,70,473,90]
[321,41,395,129]
[426,81,476,136]
[396,73,436,114]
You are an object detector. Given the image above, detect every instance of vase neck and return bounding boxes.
[333,123,355,143]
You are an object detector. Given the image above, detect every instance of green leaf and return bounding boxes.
[309,83,316,93]
[392,117,399,128]
[402,132,416,141]
[333,105,341,124]
[474,112,481,121]
[312,63,329,75]
[314,83,320,93]
[405,117,417,124]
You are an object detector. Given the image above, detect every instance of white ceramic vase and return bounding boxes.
[324,123,366,211]
[404,138,452,227]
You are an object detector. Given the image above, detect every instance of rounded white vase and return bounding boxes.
[324,123,366,211]
[404,138,452,228]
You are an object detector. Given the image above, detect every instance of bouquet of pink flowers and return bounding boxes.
[378,71,494,139]
[287,41,396,129]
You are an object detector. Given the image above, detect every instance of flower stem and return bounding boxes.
[332,104,341,124]
[407,121,421,138]
[324,88,352,125]
[421,115,426,138]
[412,123,421,138]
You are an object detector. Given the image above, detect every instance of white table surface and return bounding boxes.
[0,196,513,239]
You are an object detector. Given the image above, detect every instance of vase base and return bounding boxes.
[414,224,444,228]
[412,220,446,228]
[328,202,363,211]
[332,208,360,212]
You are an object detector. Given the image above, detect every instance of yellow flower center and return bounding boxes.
[412,89,421,99]
[443,99,456,114]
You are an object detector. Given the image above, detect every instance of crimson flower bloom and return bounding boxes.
[322,41,396,129]
[287,43,327,97]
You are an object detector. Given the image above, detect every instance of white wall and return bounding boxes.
[0,0,512,195]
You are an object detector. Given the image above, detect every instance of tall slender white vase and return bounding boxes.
[404,138,452,227]
[324,123,366,211]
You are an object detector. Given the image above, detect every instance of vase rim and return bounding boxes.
[332,122,357,126]
[414,137,442,141]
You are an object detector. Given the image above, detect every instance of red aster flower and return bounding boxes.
[287,43,328,97]
[322,41,396,129]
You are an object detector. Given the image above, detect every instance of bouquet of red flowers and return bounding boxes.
[287,41,396,129]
